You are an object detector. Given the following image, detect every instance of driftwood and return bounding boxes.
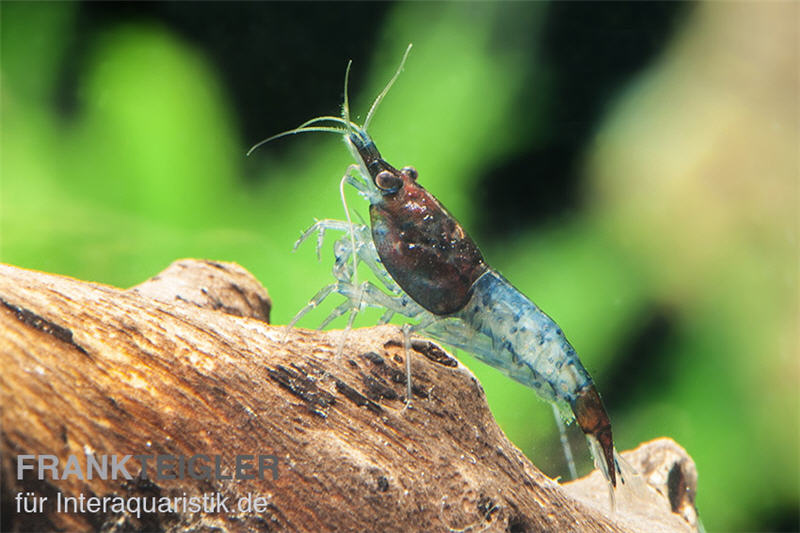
[0,260,699,532]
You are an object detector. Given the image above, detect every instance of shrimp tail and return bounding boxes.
[572,384,617,487]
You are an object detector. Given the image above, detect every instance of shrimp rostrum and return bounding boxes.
[251,46,624,494]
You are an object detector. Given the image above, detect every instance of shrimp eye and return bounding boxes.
[375,170,402,193]
[402,166,418,181]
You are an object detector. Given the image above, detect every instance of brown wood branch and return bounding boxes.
[0,260,699,532]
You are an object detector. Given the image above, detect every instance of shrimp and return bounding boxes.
[250,45,624,502]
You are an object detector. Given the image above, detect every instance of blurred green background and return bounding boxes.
[2,2,797,530]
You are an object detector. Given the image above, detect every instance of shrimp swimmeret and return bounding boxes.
[250,44,625,505]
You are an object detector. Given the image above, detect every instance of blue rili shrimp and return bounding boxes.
[251,45,624,497]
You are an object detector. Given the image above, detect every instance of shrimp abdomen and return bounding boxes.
[457,270,618,486]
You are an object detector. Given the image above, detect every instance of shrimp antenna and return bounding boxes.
[339,58,362,315]
[363,43,412,131]
[342,59,354,137]
[247,115,360,155]
[247,124,347,156]
[248,54,372,156]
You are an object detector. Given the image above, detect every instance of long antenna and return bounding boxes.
[363,43,413,131]
[343,59,354,136]
[246,126,346,156]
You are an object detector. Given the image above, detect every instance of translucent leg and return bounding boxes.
[378,308,395,325]
[323,280,425,324]
[289,222,370,338]
[301,278,429,382]
[284,283,338,341]
[402,323,412,405]
[300,275,440,407]
[336,302,360,357]
[345,231,400,294]
[395,312,445,407]
[294,218,400,294]
[319,298,358,330]
[333,165,371,357]
[330,225,401,294]
[552,404,578,481]
[293,218,353,257]
[344,169,380,203]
